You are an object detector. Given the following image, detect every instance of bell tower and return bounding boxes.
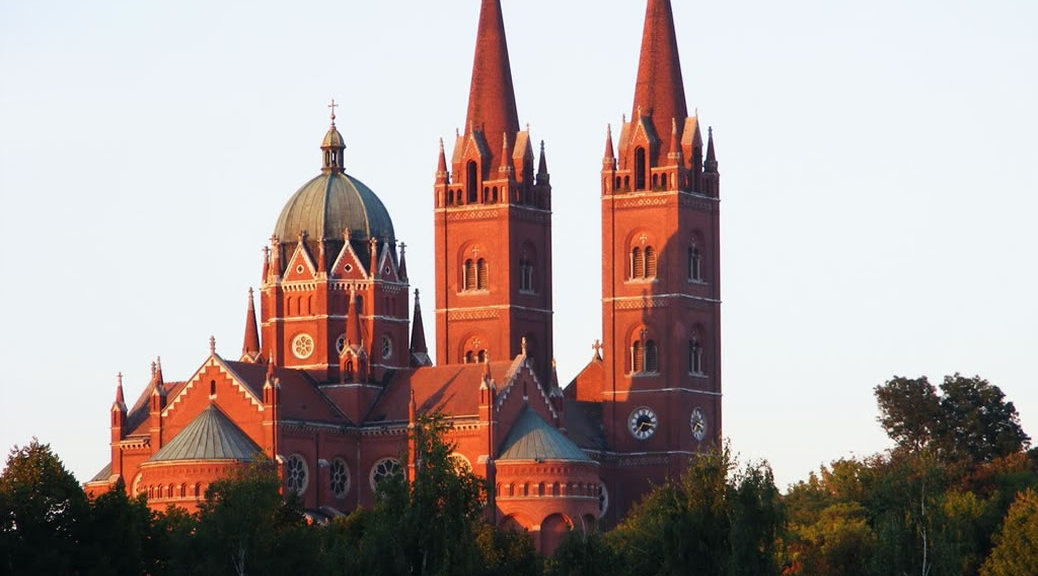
[434,0,553,384]
[599,0,722,501]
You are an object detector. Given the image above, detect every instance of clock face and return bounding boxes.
[690,407,707,442]
[628,406,658,440]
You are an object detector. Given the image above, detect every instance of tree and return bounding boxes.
[84,479,154,576]
[606,446,783,576]
[194,460,320,576]
[875,374,1029,467]
[355,414,490,576]
[0,439,90,576]
[980,488,1038,576]
[544,529,614,576]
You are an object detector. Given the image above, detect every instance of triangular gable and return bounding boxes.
[513,130,534,168]
[330,240,369,281]
[494,356,559,422]
[162,355,264,419]
[283,242,317,282]
[377,245,399,282]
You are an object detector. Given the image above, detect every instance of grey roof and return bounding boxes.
[498,407,593,462]
[88,462,112,483]
[273,171,395,246]
[148,404,263,463]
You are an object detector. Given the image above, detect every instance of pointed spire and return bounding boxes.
[409,289,428,355]
[499,132,513,173]
[397,242,408,281]
[603,125,616,169]
[115,373,125,407]
[632,0,688,152]
[465,0,520,146]
[705,126,718,173]
[435,138,449,184]
[536,140,549,184]
[346,287,363,347]
[155,356,164,386]
[242,288,260,358]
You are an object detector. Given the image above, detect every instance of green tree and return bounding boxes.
[544,529,613,576]
[194,460,320,576]
[0,439,90,576]
[980,488,1038,576]
[729,462,782,576]
[875,374,1029,467]
[84,479,154,576]
[356,415,490,576]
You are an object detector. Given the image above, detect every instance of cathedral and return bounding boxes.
[84,0,721,554]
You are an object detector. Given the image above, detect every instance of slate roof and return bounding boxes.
[88,462,112,483]
[498,407,592,462]
[148,404,262,462]
[563,400,608,452]
[221,360,346,424]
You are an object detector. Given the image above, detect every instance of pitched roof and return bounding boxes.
[220,360,346,424]
[498,407,592,462]
[88,462,112,483]
[148,404,262,462]
[368,361,517,423]
[562,400,608,452]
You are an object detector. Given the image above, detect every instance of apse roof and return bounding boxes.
[498,407,592,462]
[148,404,262,463]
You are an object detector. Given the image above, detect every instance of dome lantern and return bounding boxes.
[322,99,345,174]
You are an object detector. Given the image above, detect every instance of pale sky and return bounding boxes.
[1,0,1036,489]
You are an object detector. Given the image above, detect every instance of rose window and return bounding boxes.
[292,334,314,359]
[331,458,350,499]
[284,454,308,495]
[370,457,403,490]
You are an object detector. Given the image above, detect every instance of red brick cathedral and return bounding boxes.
[85,0,721,553]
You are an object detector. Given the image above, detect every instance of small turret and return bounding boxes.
[603,125,617,170]
[705,127,718,174]
[397,242,408,281]
[435,139,449,185]
[409,289,430,366]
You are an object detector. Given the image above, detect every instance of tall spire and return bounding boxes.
[632,0,687,148]
[409,289,428,355]
[242,287,260,358]
[465,0,520,143]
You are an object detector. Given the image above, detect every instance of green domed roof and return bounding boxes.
[498,407,592,462]
[274,171,395,245]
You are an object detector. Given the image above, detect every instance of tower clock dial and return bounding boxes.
[628,406,658,440]
[690,407,707,442]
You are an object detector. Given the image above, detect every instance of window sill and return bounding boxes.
[457,289,490,295]
[687,278,708,285]
[689,372,708,378]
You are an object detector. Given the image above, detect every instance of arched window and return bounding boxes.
[477,350,486,363]
[631,247,644,278]
[477,258,488,290]
[690,338,705,375]
[210,380,216,397]
[652,174,659,189]
[645,340,659,372]
[492,187,499,203]
[519,254,534,292]
[631,341,643,373]
[645,246,657,278]
[465,351,474,363]
[689,246,702,281]
[331,458,350,500]
[466,161,478,203]
[463,259,476,291]
[448,189,455,206]
[661,173,667,189]
[634,147,647,190]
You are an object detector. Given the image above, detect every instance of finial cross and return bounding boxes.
[592,339,603,358]
[328,99,338,123]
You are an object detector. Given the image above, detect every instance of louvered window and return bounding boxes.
[631,341,643,373]
[645,340,659,372]
[632,247,643,278]
[645,246,657,278]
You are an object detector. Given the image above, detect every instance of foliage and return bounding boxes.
[875,374,1030,467]
[606,446,783,576]
[0,438,90,576]
[544,529,614,576]
[980,488,1038,576]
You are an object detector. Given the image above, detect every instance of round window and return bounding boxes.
[335,334,347,355]
[597,483,609,519]
[292,334,314,359]
[284,454,308,495]
[369,457,403,490]
[331,458,350,500]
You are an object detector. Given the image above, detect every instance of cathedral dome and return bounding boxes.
[273,120,395,246]
[273,171,395,245]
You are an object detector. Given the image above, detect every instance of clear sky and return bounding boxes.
[1,0,1036,489]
